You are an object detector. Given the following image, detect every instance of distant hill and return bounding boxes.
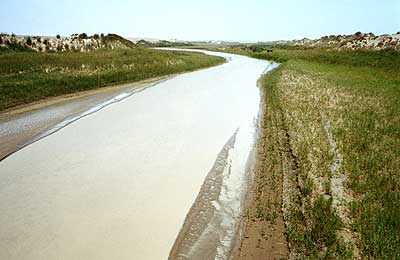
[273,32,400,51]
[128,37,161,44]
[133,39,194,48]
[0,33,136,52]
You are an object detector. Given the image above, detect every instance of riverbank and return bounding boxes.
[0,48,225,111]
[220,46,400,259]
[231,71,288,260]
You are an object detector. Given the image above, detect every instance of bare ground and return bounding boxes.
[231,87,289,260]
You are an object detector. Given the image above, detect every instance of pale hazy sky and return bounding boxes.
[1,0,399,41]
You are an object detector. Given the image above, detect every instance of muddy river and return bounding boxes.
[0,50,276,259]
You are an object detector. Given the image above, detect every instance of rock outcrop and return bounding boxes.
[290,32,400,50]
[0,33,136,52]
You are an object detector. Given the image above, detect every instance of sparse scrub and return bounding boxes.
[101,33,136,48]
[6,38,32,52]
[26,37,32,46]
[78,33,88,39]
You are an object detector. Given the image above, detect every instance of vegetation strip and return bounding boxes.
[218,46,399,259]
[0,48,225,111]
[232,69,289,260]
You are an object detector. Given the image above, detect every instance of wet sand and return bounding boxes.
[230,86,288,260]
[0,50,272,260]
[0,76,171,161]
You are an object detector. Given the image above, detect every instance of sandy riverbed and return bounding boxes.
[0,50,273,260]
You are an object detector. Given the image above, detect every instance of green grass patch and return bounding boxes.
[230,45,400,259]
[0,48,224,111]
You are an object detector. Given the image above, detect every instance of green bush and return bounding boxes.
[26,37,32,46]
[79,33,88,39]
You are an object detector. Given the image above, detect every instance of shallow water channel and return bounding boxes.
[0,50,276,260]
